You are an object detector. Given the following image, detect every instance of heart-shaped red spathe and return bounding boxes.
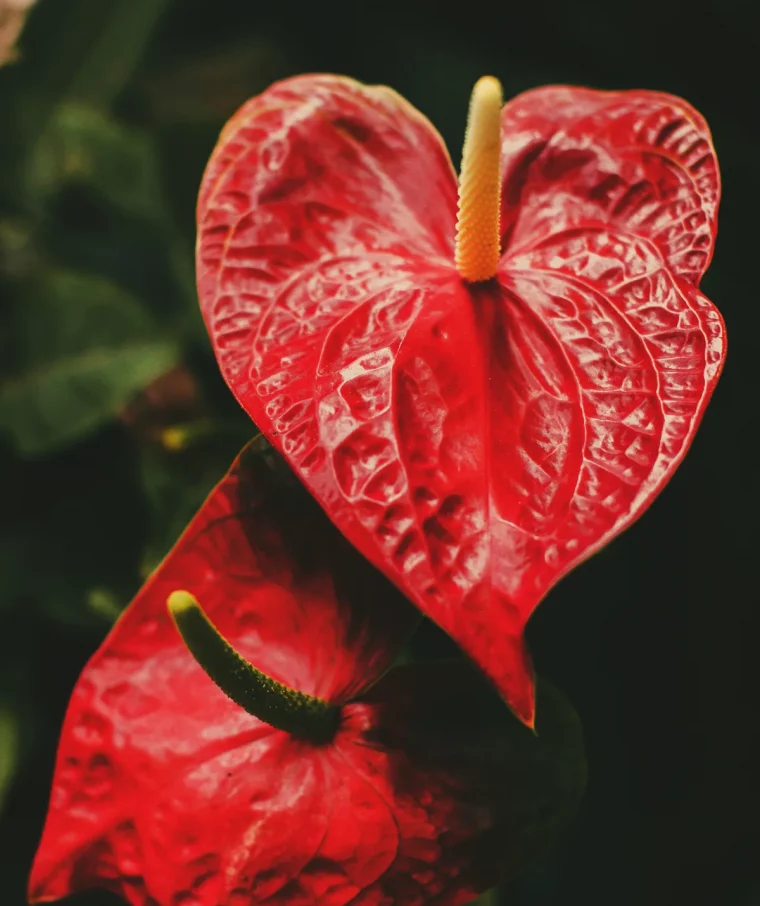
[196,75,726,726]
[29,444,585,906]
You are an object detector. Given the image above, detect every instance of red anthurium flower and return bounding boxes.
[30,443,585,906]
[196,75,726,726]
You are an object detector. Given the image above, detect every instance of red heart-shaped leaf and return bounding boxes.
[196,75,725,724]
[30,443,584,906]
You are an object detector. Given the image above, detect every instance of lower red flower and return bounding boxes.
[29,443,585,906]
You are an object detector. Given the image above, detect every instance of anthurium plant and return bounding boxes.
[29,441,585,906]
[196,74,725,726]
[30,73,725,906]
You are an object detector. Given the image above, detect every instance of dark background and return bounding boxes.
[0,1,757,904]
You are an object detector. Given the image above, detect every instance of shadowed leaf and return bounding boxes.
[0,705,19,814]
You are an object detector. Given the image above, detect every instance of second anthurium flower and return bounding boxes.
[196,74,726,726]
[30,442,585,906]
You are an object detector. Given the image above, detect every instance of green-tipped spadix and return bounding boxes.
[167,590,340,743]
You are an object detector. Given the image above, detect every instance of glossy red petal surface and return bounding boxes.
[30,445,586,906]
[500,86,719,283]
[493,227,724,612]
[197,77,725,725]
[29,444,418,905]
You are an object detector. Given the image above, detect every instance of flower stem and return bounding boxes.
[167,591,341,744]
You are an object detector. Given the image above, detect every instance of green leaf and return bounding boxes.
[0,269,179,455]
[470,890,499,906]
[86,587,124,622]
[63,0,174,110]
[28,104,164,222]
[0,706,19,815]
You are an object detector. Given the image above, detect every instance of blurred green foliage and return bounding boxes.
[0,706,18,815]
[0,269,179,454]
[29,103,164,223]
[0,0,758,905]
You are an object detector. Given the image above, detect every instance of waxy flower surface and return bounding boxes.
[196,75,726,725]
[30,444,585,906]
